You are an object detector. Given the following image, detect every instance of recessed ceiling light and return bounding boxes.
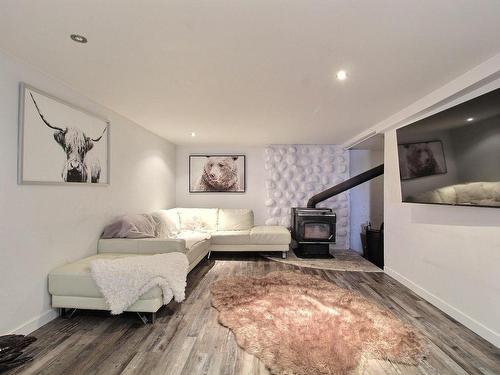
[466,117,474,122]
[191,132,196,137]
[336,70,348,81]
[70,34,88,44]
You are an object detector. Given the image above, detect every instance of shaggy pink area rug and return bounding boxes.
[211,271,425,375]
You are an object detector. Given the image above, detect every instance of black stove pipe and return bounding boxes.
[307,164,384,208]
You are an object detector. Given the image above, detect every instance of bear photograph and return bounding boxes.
[398,140,447,180]
[189,155,245,192]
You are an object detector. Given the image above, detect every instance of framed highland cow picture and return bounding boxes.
[398,140,447,180]
[18,83,110,185]
[189,154,246,193]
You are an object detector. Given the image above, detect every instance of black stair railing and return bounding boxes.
[307,164,384,208]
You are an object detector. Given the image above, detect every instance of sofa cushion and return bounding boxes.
[454,182,487,204]
[217,209,254,231]
[49,254,162,299]
[210,230,251,245]
[151,209,180,237]
[249,226,291,245]
[481,181,500,202]
[175,231,211,249]
[178,208,218,232]
[435,186,457,203]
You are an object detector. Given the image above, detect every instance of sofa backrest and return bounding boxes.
[217,209,254,231]
[151,209,181,237]
[454,181,500,205]
[151,207,256,235]
[411,181,500,205]
[177,208,219,232]
[412,185,457,204]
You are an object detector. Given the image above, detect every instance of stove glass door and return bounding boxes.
[303,222,331,240]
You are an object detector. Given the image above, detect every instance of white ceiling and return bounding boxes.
[1,1,500,145]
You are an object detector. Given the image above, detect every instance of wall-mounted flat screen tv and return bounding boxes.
[397,88,500,208]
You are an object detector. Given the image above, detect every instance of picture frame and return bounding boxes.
[18,83,110,185]
[189,154,246,193]
[398,140,447,180]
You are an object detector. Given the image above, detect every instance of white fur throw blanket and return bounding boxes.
[90,253,189,314]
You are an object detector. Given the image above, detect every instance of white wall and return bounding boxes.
[175,145,267,224]
[263,145,350,249]
[397,128,459,200]
[384,129,500,347]
[349,150,384,253]
[0,50,176,334]
[451,114,500,182]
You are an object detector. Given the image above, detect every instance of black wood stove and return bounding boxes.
[291,208,336,258]
[291,164,384,258]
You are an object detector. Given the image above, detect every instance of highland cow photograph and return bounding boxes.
[189,155,245,192]
[19,84,110,185]
[398,140,447,180]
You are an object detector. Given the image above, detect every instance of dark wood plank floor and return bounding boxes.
[7,254,500,375]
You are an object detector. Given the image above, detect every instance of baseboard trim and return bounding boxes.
[384,267,500,348]
[8,309,59,335]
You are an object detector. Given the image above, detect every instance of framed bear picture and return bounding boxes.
[189,154,246,193]
[398,140,447,180]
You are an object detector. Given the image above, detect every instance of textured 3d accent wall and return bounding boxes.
[264,145,350,249]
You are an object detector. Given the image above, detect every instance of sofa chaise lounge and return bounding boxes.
[48,208,291,320]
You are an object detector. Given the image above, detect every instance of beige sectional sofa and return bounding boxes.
[98,208,291,259]
[49,208,290,317]
[408,181,500,206]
